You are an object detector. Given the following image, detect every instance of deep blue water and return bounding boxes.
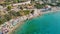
[12,11,60,34]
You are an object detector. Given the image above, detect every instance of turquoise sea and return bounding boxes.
[12,11,60,34]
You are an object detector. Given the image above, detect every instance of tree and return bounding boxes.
[4,14,12,21]
[31,0,35,4]
[0,17,7,25]
[7,6,12,11]
[18,10,30,16]
[13,0,18,3]
[20,6,23,10]
[9,11,17,17]
[23,10,30,15]
[16,12,20,16]
[19,10,24,16]
[35,3,44,9]
[4,2,10,5]
[5,0,11,2]
[31,10,34,14]
[31,0,35,2]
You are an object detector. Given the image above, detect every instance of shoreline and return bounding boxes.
[8,21,24,34]
[8,8,60,34]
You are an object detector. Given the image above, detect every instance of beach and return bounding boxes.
[12,11,60,34]
[8,21,24,34]
[0,0,60,34]
[0,6,59,34]
[7,7,60,34]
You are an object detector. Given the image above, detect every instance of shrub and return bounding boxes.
[7,6,12,11]
[35,3,44,9]
[23,10,30,15]
[31,10,34,14]
[4,14,11,21]
[19,10,30,16]
[0,17,7,25]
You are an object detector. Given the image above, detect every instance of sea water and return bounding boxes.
[12,11,60,34]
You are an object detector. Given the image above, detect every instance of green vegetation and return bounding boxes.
[7,6,12,11]
[9,11,21,17]
[18,0,27,3]
[20,6,23,10]
[4,14,12,21]
[19,10,30,16]
[31,0,35,1]
[19,10,24,16]
[57,3,60,6]
[0,10,31,25]
[23,10,30,15]
[0,17,6,25]
[6,0,11,2]
[13,0,18,3]
[0,14,12,25]
[35,3,44,9]
[16,12,20,16]
[31,10,34,14]
[4,2,11,5]
[12,0,27,3]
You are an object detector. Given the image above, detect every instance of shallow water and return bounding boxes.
[12,11,60,34]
